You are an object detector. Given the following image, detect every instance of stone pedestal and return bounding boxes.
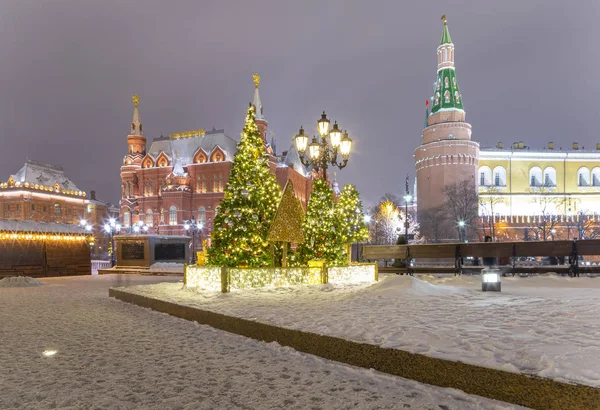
[115,235,191,269]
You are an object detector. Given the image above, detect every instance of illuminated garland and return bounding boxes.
[185,263,377,291]
[0,232,90,241]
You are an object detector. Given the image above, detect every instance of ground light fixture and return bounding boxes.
[481,268,501,292]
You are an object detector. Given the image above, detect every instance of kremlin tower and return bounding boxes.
[414,16,479,238]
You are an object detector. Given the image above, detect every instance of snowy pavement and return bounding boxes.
[0,274,520,409]
[126,274,600,388]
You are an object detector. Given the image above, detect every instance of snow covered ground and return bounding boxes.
[126,274,600,388]
[0,274,521,409]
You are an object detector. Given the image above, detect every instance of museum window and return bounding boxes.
[444,90,450,103]
[529,167,543,187]
[577,167,590,186]
[592,167,600,186]
[478,166,492,186]
[198,207,206,224]
[169,206,177,225]
[146,209,153,225]
[493,166,506,187]
[124,211,131,227]
[54,204,61,215]
[543,167,556,187]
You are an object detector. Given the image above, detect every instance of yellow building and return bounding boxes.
[478,142,600,240]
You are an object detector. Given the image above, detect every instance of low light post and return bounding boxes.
[184,216,203,264]
[79,219,93,257]
[103,217,122,267]
[458,220,466,242]
[133,219,149,234]
[293,111,353,181]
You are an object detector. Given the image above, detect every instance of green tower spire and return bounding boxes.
[440,15,452,45]
[430,15,464,116]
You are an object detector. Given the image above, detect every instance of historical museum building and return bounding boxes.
[414,17,600,241]
[0,160,118,258]
[119,77,314,241]
[414,16,479,237]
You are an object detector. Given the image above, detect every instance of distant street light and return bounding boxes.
[403,174,412,241]
[104,218,122,267]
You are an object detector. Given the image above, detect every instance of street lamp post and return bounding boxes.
[184,216,203,264]
[403,174,412,242]
[104,217,122,267]
[294,111,353,180]
[79,219,93,257]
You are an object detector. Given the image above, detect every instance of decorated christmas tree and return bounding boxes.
[297,179,345,266]
[336,184,369,245]
[207,104,282,267]
[267,180,305,267]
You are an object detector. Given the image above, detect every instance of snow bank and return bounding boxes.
[0,276,44,287]
[125,273,600,388]
[149,262,184,274]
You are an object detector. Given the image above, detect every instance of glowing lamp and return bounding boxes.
[79,219,87,227]
[404,194,412,203]
[340,132,352,158]
[133,225,140,233]
[294,126,308,153]
[329,121,342,148]
[109,218,116,227]
[85,224,92,232]
[184,223,191,231]
[116,223,122,231]
[104,224,111,233]
[308,137,321,161]
[481,268,501,292]
[317,111,330,137]
[142,225,149,232]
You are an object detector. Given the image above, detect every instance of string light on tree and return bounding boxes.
[297,179,345,266]
[207,104,282,268]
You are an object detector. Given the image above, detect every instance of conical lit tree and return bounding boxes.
[336,184,369,244]
[297,179,345,266]
[207,104,282,267]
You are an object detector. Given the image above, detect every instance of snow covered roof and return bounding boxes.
[11,160,80,191]
[148,129,238,165]
[280,144,308,177]
[0,220,87,234]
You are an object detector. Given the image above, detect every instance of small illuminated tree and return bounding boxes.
[336,184,368,263]
[297,179,345,266]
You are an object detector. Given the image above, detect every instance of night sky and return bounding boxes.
[0,1,598,207]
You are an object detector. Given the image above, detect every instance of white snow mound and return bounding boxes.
[0,276,44,287]
[150,262,184,273]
